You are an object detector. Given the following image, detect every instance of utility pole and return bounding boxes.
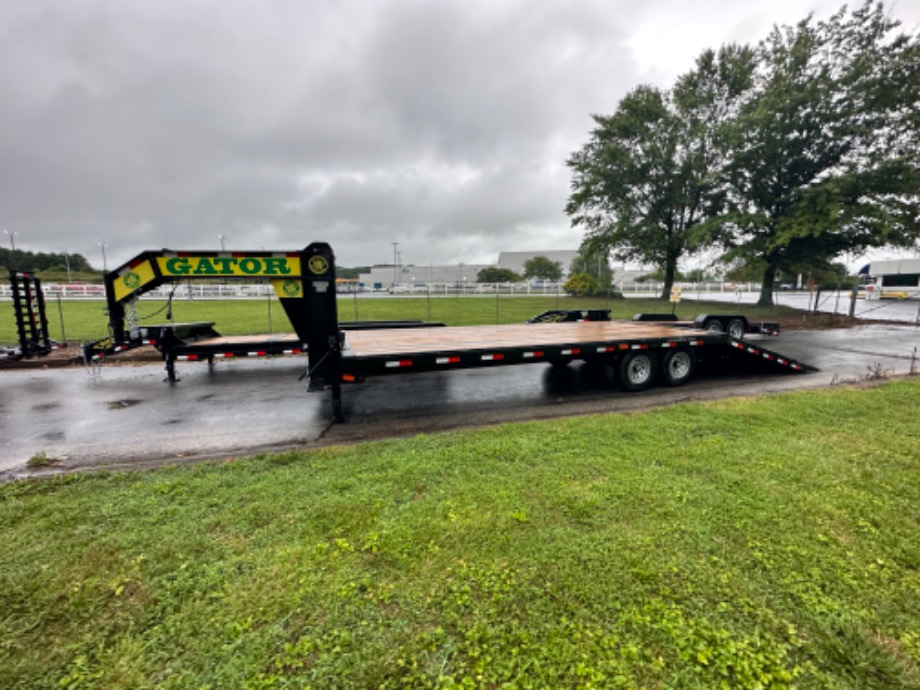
[98,243,109,272]
[3,229,17,252]
[392,242,398,286]
[218,235,227,251]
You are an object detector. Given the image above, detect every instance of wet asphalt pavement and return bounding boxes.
[1,324,917,476]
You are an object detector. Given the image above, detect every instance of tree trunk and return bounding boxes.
[757,263,777,306]
[659,261,676,300]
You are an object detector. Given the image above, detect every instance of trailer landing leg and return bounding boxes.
[164,354,179,383]
[331,380,344,423]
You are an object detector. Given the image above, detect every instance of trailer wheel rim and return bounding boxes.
[706,320,724,333]
[727,319,745,339]
[668,351,692,380]
[626,354,653,385]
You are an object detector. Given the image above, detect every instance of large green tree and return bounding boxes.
[522,256,563,282]
[476,267,522,283]
[566,46,755,299]
[714,2,920,305]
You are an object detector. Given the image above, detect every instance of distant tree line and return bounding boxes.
[567,1,920,304]
[0,248,97,278]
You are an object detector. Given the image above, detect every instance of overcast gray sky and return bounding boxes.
[2,0,918,270]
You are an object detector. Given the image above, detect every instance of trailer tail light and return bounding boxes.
[342,374,357,382]
[436,356,461,365]
[385,360,413,368]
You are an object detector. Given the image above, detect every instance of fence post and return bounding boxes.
[57,294,66,343]
[267,290,273,333]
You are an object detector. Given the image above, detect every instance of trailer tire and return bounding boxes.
[660,348,695,386]
[618,351,657,392]
[705,318,724,333]
[727,318,746,340]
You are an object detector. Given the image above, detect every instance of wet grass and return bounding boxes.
[1,379,918,688]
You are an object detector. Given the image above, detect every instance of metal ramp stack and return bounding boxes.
[5,271,52,360]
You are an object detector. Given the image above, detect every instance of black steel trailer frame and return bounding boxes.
[83,242,816,422]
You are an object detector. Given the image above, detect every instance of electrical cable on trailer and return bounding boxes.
[136,284,179,322]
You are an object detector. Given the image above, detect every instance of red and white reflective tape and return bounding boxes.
[523,351,544,358]
[481,353,505,361]
[177,354,199,361]
[436,356,461,365]
[747,347,760,355]
[561,348,581,356]
[689,340,704,346]
[282,348,303,355]
[731,341,744,349]
[659,341,678,348]
[385,360,413,368]
[596,345,616,353]
[213,352,235,358]
[630,344,649,350]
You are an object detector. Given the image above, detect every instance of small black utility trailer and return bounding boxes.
[84,243,815,422]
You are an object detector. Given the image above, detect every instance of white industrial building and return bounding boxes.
[358,250,581,290]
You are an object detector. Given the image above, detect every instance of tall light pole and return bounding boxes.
[98,243,108,272]
[3,229,17,252]
[392,242,398,286]
[218,234,226,251]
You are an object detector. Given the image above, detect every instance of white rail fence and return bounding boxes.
[0,280,765,300]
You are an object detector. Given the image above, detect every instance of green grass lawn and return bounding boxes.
[2,294,801,345]
[2,379,918,688]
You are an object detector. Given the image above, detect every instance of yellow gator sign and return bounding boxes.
[112,255,305,301]
[158,255,301,277]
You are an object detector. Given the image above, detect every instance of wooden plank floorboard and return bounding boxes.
[343,322,712,357]
[188,334,302,347]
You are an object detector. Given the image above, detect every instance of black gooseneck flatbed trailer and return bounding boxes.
[84,242,816,422]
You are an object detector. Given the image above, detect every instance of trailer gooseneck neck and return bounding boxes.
[86,242,816,423]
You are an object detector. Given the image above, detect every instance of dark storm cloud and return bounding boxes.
[8,0,909,268]
[0,0,641,266]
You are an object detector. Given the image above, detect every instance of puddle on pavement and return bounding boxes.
[108,399,143,410]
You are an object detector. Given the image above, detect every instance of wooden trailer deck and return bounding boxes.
[342,321,713,358]
[181,333,303,348]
